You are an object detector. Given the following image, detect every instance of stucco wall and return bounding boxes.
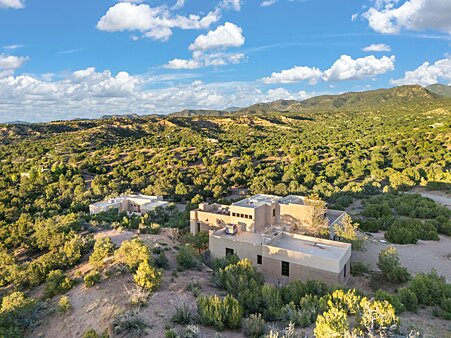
[279,203,313,227]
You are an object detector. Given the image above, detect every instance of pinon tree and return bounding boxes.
[333,214,366,250]
[304,195,330,238]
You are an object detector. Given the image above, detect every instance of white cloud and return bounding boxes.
[363,0,451,35]
[262,66,323,84]
[165,51,245,69]
[96,3,221,41]
[189,22,245,51]
[0,54,28,71]
[262,55,395,84]
[0,67,318,122]
[323,55,395,81]
[351,13,358,21]
[172,0,185,10]
[0,0,24,9]
[261,0,277,7]
[390,57,451,86]
[3,44,24,50]
[362,43,391,52]
[220,0,242,11]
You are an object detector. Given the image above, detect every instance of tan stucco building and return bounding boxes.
[190,194,351,284]
[89,194,168,215]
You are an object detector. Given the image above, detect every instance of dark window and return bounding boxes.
[197,222,201,232]
[273,209,276,217]
[226,248,234,256]
[344,263,347,278]
[281,261,289,277]
[257,255,262,265]
[250,215,253,219]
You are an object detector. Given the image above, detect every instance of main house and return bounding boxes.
[190,194,351,284]
[89,194,168,216]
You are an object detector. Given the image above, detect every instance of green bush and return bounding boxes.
[260,284,282,321]
[434,215,451,236]
[84,270,101,288]
[176,245,200,270]
[133,260,161,291]
[171,303,193,325]
[0,292,38,337]
[58,295,72,313]
[351,261,370,275]
[242,313,266,338]
[197,294,243,330]
[89,237,115,269]
[44,270,74,298]
[211,253,240,271]
[154,251,169,270]
[114,238,150,272]
[165,329,178,338]
[377,247,410,283]
[408,270,450,306]
[397,288,418,313]
[374,290,405,314]
[214,259,264,315]
[82,329,109,338]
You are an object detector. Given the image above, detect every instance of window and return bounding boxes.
[257,255,262,265]
[250,215,253,220]
[273,209,276,217]
[281,261,289,277]
[344,263,347,278]
[226,248,234,256]
[197,222,201,233]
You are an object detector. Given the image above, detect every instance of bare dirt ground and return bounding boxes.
[26,228,244,338]
[352,232,451,282]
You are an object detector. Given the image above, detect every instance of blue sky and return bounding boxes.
[0,0,450,122]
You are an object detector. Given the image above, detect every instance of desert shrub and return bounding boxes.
[114,238,150,271]
[358,219,380,232]
[112,313,149,337]
[304,280,329,297]
[154,251,169,270]
[351,261,370,275]
[281,280,307,304]
[84,270,101,287]
[211,253,240,271]
[197,294,243,330]
[176,245,200,270]
[0,292,38,337]
[315,289,398,338]
[385,224,419,244]
[126,286,149,306]
[58,295,71,312]
[279,295,326,328]
[165,329,178,338]
[133,260,161,291]
[82,329,109,338]
[172,303,193,325]
[408,270,450,306]
[187,281,202,298]
[44,270,74,298]
[362,203,391,218]
[434,215,451,236]
[374,290,404,314]
[397,288,418,313]
[377,247,410,283]
[214,259,264,314]
[242,313,266,338]
[385,219,439,243]
[89,237,115,269]
[260,284,283,321]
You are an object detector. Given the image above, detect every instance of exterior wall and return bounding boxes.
[279,203,313,227]
[89,202,121,215]
[262,257,342,284]
[209,232,264,273]
[190,209,231,234]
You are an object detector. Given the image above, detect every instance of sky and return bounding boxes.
[0,0,450,123]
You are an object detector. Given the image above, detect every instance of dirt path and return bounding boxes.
[352,232,451,282]
[407,188,451,209]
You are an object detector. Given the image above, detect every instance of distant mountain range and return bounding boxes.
[3,84,450,124]
[426,84,451,98]
[168,84,445,117]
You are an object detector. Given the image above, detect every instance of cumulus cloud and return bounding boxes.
[262,55,395,84]
[189,22,245,51]
[323,55,395,81]
[96,2,221,41]
[362,43,391,52]
[390,57,451,86]
[362,0,451,35]
[165,51,245,69]
[0,0,24,9]
[97,0,244,42]
[0,67,317,122]
[262,66,323,84]
[0,54,28,71]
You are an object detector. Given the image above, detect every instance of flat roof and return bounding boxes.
[267,232,350,260]
[90,195,163,208]
[211,229,266,245]
[232,194,282,208]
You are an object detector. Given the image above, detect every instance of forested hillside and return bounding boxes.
[0,90,450,337]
